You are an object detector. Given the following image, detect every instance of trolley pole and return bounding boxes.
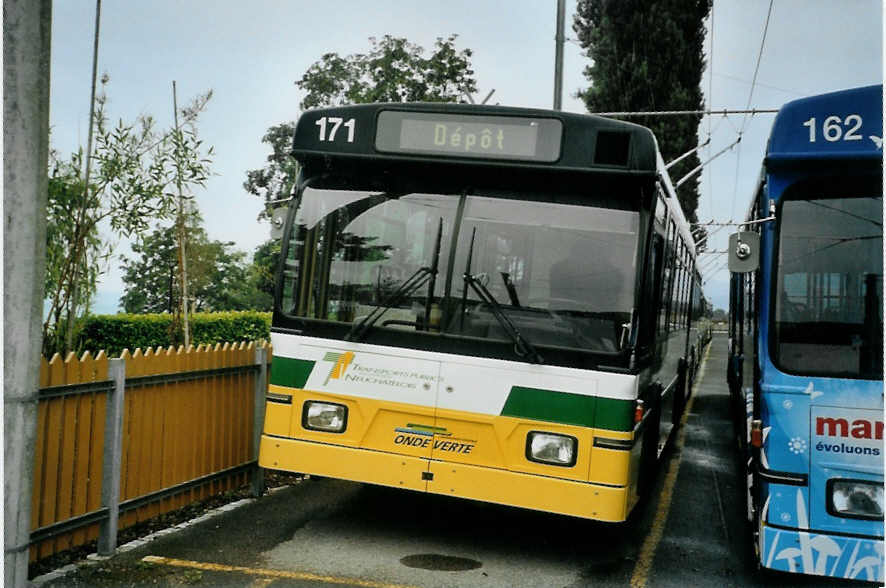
[553,0,565,110]
[4,0,53,585]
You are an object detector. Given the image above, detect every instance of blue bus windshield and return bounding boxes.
[773,181,883,379]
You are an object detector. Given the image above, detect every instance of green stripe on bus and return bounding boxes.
[501,386,634,432]
[270,356,315,389]
[593,396,635,432]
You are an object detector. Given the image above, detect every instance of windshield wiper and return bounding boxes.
[461,228,543,364]
[345,218,443,342]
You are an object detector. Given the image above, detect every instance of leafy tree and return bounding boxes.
[244,35,477,220]
[297,34,477,109]
[43,81,214,356]
[44,152,107,348]
[573,0,710,236]
[120,210,262,318]
[190,239,252,312]
[243,122,298,222]
[119,222,179,315]
[247,239,281,311]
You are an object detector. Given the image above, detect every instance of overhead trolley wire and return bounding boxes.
[714,72,805,98]
[732,0,775,219]
[729,144,745,221]
[742,0,776,134]
[595,108,777,117]
[691,223,731,251]
[700,248,731,278]
[700,251,727,272]
[692,220,745,227]
[703,257,731,284]
[707,2,715,220]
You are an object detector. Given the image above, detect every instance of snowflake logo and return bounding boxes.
[788,437,807,454]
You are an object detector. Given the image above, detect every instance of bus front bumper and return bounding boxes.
[760,523,884,582]
[260,434,630,523]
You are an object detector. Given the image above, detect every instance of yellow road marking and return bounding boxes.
[141,555,418,588]
[249,578,276,588]
[629,343,711,588]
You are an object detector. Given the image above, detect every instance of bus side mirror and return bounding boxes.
[728,231,760,273]
[270,206,288,240]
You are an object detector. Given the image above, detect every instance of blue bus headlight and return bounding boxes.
[828,479,884,519]
[302,401,347,433]
[526,432,577,467]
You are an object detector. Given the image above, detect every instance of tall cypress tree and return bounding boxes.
[574,0,711,230]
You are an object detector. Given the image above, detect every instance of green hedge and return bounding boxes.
[78,311,271,357]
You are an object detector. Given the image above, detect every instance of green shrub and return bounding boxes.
[78,311,271,357]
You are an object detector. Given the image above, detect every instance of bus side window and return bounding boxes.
[640,233,665,350]
[673,240,686,331]
[662,219,677,333]
[685,249,692,326]
[658,243,671,335]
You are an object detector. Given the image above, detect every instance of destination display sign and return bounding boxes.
[375,111,563,162]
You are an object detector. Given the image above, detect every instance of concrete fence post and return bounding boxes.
[3,0,52,585]
[251,346,268,497]
[98,358,125,555]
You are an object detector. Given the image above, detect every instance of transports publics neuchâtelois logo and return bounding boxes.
[320,351,439,390]
[323,351,355,384]
[394,423,476,454]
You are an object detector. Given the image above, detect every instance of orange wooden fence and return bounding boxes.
[30,341,270,562]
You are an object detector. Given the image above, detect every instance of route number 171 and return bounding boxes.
[802,115,862,143]
[315,117,356,143]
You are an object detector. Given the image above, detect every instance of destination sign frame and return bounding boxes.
[374,110,563,163]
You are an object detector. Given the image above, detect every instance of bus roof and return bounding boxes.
[291,102,658,175]
[766,84,883,165]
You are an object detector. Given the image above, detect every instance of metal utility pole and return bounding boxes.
[4,0,52,585]
[553,0,566,110]
[172,81,191,347]
[65,0,102,352]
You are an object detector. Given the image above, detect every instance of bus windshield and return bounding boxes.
[282,187,639,355]
[774,186,883,379]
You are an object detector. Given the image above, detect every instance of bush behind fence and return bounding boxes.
[77,311,271,357]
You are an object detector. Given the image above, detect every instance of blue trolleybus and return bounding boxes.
[259,103,709,523]
[728,85,883,581]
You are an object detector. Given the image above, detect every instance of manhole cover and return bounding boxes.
[400,553,482,571]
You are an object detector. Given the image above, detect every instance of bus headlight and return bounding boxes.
[526,432,577,467]
[302,401,347,433]
[828,479,884,519]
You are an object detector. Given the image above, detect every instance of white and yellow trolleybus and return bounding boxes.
[259,103,708,522]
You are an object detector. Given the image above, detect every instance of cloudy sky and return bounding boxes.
[49,0,883,312]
